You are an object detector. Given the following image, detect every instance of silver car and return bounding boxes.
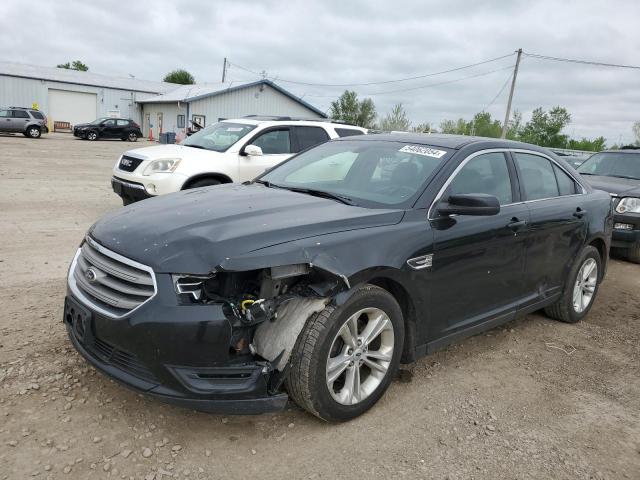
[0,107,48,138]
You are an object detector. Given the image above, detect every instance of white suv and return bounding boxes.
[111,116,366,205]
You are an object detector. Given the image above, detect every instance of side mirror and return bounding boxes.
[244,144,263,156]
[437,193,500,216]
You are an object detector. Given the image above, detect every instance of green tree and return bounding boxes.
[163,69,195,85]
[329,90,376,128]
[57,60,88,71]
[440,118,468,135]
[469,112,502,138]
[412,122,432,133]
[633,121,640,146]
[518,106,571,148]
[505,110,522,140]
[380,104,411,131]
[567,137,606,151]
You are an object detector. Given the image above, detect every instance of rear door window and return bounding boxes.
[294,126,330,152]
[116,119,130,126]
[515,153,560,200]
[12,110,29,118]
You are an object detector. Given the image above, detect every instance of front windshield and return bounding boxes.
[259,140,451,208]
[578,152,640,180]
[90,117,109,125]
[182,122,256,152]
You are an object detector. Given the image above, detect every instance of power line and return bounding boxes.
[481,70,513,112]
[227,53,515,88]
[524,52,640,70]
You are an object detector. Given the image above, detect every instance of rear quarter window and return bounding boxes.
[335,128,364,138]
[30,111,44,120]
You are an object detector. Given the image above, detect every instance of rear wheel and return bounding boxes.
[26,126,41,138]
[286,284,404,422]
[544,246,601,323]
[126,131,139,142]
[184,178,221,189]
[86,130,98,141]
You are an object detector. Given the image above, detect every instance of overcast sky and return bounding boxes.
[2,0,639,144]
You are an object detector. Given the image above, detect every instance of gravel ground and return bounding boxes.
[1,133,639,480]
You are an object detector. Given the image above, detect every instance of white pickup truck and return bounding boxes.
[111,116,366,205]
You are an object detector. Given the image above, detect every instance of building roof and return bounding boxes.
[138,79,327,118]
[0,61,177,94]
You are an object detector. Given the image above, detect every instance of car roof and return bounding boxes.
[222,117,366,130]
[597,148,640,154]
[335,132,552,152]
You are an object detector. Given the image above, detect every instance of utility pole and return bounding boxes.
[501,48,523,138]
[221,57,228,83]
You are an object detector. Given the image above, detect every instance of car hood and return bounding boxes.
[89,184,405,274]
[123,144,222,161]
[582,175,640,196]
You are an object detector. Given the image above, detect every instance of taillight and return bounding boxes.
[133,123,140,129]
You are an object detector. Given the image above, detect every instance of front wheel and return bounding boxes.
[26,126,41,138]
[286,284,404,422]
[86,131,98,141]
[544,246,602,323]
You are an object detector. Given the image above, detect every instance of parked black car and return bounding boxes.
[578,147,640,263]
[64,135,612,421]
[73,117,142,141]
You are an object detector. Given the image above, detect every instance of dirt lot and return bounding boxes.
[0,133,639,480]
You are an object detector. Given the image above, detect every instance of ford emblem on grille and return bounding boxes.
[85,267,98,283]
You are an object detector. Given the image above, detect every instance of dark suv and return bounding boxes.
[0,107,48,138]
[578,147,640,262]
[74,118,142,141]
[64,135,612,421]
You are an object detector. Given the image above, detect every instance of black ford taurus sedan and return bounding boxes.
[64,134,612,421]
[577,147,640,263]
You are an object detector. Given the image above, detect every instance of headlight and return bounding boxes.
[616,197,640,214]
[143,158,181,175]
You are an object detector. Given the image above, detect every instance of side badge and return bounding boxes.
[407,254,433,270]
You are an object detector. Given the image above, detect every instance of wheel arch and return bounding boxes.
[587,234,608,280]
[181,173,233,190]
[364,276,418,364]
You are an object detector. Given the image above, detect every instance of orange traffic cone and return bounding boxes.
[149,127,154,142]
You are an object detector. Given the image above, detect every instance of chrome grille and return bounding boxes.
[69,237,156,317]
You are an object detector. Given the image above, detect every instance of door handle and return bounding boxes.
[573,208,587,219]
[507,218,527,231]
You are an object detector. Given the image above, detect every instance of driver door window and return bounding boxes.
[448,152,514,205]
[251,129,291,155]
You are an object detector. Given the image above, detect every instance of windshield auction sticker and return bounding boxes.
[399,145,447,158]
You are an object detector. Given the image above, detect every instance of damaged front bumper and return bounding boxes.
[63,291,288,414]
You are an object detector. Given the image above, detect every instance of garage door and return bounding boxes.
[48,89,97,127]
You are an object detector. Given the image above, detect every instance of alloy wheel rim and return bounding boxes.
[128,133,136,141]
[573,258,597,313]
[326,307,394,406]
[30,128,39,137]
[88,132,96,140]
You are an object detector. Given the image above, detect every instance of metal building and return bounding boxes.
[0,62,327,137]
[137,80,327,139]
[0,61,175,130]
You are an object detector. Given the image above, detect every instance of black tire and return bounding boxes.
[185,178,221,189]
[286,284,404,422]
[26,126,41,138]
[627,243,640,264]
[544,245,602,323]
[86,130,98,141]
